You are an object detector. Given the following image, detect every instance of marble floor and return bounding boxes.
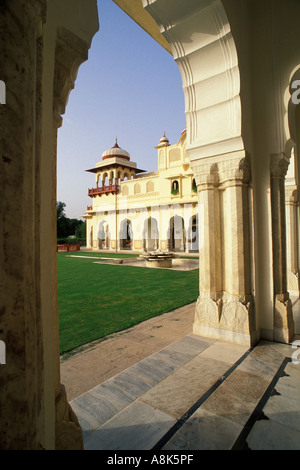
[70,333,300,451]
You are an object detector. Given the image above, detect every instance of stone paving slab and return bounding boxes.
[263,394,300,431]
[238,341,286,379]
[163,407,244,451]
[201,369,270,427]
[61,303,196,401]
[196,340,249,365]
[75,338,300,451]
[63,295,300,451]
[244,359,300,450]
[84,402,176,451]
[246,419,300,450]
[70,334,212,441]
[139,355,232,420]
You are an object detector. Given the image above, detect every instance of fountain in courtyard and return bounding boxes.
[138,250,176,268]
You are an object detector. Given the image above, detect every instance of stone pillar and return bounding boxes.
[285,185,300,295]
[0,0,47,449]
[192,152,256,346]
[271,154,295,343]
[0,0,98,449]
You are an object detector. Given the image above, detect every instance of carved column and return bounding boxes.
[0,0,49,449]
[271,154,295,343]
[285,185,300,295]
[192,151,256,345]
[52,25,100,448]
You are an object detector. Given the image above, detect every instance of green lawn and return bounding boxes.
[57,253,199,354]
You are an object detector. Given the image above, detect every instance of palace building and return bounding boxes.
[1,0,300,450]
[83,129,199,253]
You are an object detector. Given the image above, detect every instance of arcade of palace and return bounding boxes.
[1,0,300,450]
[83,129,200,253]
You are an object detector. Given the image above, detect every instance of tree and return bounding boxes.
[56,201,86,240]
[57,201,66,221]
[75,220,86,238]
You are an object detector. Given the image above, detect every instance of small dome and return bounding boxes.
[159,132,169,146]
[102,138,130,161]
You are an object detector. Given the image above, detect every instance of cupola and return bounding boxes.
[102,138,130,161]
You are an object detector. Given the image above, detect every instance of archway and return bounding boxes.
[187,214,199,253]
[169,215,185,252]
[97,220,110,250]
[119,219,133,250]
[142,216,159,252]
[4,0,300,451]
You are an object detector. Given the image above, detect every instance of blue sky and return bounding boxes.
[57,0,186,219]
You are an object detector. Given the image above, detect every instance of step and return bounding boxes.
[70,337,299,450]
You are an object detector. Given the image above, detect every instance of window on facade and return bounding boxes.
[169,148,181,163]
[146,181,154,192]
[134,183,141,194]
[171,180,179,195]
[192,178,197,193]
[122,185,129,195]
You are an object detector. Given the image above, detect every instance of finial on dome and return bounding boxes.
[113,137,120,149]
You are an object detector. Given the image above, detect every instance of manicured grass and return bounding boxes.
[57,253,199,354]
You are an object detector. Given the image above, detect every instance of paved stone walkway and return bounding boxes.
[60,303,196,401]
[60,301,300,451]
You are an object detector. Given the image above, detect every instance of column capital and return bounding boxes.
[190,151,251,189]
[270,153,290,178]
[285,185,298,204]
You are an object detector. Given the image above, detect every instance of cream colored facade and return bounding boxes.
[1,0,300,450]
[83,130,199,253]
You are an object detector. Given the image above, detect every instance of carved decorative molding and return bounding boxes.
[285,185,298,204]
[142,0,243,157]
[270,153,290,178]
[53,27,90,126]
[190,151,251,188]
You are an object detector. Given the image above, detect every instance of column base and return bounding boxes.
[193,294,258,346]
[55,385,84,450]
[274,295,295,343]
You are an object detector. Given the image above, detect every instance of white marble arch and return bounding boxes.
[2,0,300,451]
[142,0,243,160]
[141,0,300,346]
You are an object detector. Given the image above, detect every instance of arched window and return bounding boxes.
[134,183,141,194]
[146,181,154,192]
[103,172,109,186]
[192,178,197,193]
[122,185,129,196]
[171,180,179,195]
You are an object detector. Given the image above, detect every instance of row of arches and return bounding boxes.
[94,214,198,252]
[96,169,136,187]
[122,180,155,196]
[121,178,197,197]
